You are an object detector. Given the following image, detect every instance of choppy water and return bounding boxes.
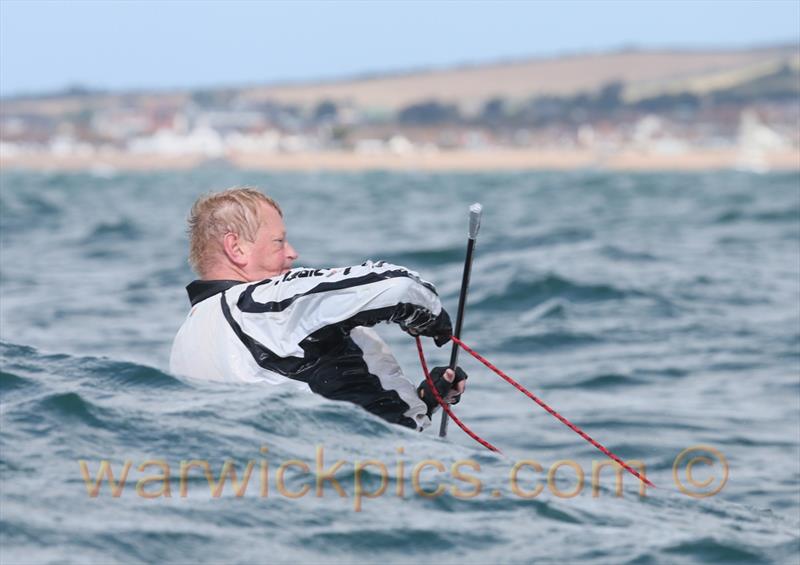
[1,169,799,564]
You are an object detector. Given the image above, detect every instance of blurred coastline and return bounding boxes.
[2,46,798,172]
[3,146,798,172]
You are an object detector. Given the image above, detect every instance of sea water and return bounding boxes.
[1,169,798,564]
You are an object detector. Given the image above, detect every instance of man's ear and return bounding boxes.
[222,232,248,267]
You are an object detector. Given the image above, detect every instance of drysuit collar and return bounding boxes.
[186,279,244,306]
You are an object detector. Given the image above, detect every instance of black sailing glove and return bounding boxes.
[398,308,453,347]
[426,309,453,347]
[417,366,468,417]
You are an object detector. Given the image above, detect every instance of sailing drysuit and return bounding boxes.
[170,260,451,430]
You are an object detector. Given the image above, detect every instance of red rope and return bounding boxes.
[414,335,654,488]
[414,337,500,453]
[449,336,655,488]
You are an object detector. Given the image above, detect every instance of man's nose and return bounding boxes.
[286,242,299,261]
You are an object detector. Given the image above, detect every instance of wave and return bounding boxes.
[548,365,690,390]
[92,360,188,390]
[1,342,187,435]
[518,298,569,322]
[0,370,34,392]
[37,391,111,428]
[82,217,143,242]
[0,191,63,226]
[661,536,764,563]
[714,206,800,225]
[484,227,594,252]
[0,342,426,454]
[247,395,399,441]
[474,273,641,311]
[86,530,214,564]
[78,217,145,259]
[599,245,659,262]
[385,228,594,269]
[557,373,633,389]
[382,246,465,267]
[638,367,689,378]
[497,330,602,353]
[301,528,462,553]
[0,341,186,391]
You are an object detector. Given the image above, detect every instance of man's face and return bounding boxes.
[241,203,298,281]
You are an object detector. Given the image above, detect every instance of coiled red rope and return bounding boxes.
[415,335,655,489]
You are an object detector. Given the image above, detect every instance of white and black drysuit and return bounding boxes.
[170,261,452,430]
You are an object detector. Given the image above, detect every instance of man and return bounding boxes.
[170,187,467,430]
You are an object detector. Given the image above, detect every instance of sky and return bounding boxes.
[1,0,798,97]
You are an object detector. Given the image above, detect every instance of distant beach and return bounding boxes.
[1,147,797,172]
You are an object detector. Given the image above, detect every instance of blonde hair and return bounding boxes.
[188,186,282,276]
